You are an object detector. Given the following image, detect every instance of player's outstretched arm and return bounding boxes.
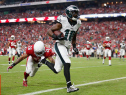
[7,53,29,72]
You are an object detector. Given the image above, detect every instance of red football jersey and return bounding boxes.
[26,45,54,62]
[103,41,111,49]
[8,40,17,48]
[86,44,91,50]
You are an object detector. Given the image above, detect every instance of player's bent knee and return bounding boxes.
[55,68,62,73]
[29,73,35,77]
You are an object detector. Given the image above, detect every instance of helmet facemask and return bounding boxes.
[106,37,110,41]
[11,35,15,40]
[34,50,45,57]
[66,5,79,21]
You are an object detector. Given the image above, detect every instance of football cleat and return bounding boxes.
[67,84,79,93]
[23,80,28,87]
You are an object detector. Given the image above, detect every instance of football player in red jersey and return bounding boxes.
[7,41,55,87]
[102,37,112,66]
[85,41,92,60]
[8,35,17,65]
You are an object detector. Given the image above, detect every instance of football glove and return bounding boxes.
[38,62,43,68]
[7,63,16,72]
[73,43,79,54]
[73,48,79,54]
[52,33,64,40]
[41,58,47,64]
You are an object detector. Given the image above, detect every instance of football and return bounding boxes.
[53,31,64,37]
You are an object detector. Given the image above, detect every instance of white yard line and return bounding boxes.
[1,64,125,73]
[19,77,126,95]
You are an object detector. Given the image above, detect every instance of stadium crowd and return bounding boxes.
[0,2,126,19]
[0,2,126,55]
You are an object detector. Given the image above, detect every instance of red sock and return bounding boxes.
[109,57,111,60]
[8,58,11,61]
[12,56,15,61]
[24,72,29,80]
[86,55,89,58]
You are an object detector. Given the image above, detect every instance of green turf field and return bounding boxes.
[1,56,126,95]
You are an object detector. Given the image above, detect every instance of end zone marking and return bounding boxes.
[19,77,126,95]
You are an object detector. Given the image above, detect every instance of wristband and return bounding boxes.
[52,34,57,39]
[11,63,16,67]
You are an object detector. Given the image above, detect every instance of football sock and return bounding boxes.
[109,57,111,65]
[18,54,20,57]
[101,55,103,59]
[45,61,58,74]
[8,57,10,62]
[12,56,15,62]
[64,63,72,88]
[97,55,99,59]
[123,56,124,61]
[109,60,111,65]
[67,81,72,88]
[24,72,29,80]
[102,58,104,64]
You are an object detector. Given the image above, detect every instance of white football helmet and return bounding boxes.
[99,43,101,46]
[87,41,89,44]
[34,41,45,57]
[11,35,15,40]
[122,40,125,43]
[105,37,110,41]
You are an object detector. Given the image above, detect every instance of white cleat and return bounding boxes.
[67,83,79,93]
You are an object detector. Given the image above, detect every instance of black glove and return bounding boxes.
[73,44,79,54]
[73,48,79,54]
[38,62,42,67]
[41,58,47,64]
[52,33,64,40]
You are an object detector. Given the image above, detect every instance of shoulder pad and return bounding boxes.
[77,19,81,24]
[57,15,66,23]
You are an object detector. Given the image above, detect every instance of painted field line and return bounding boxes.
[19,77,126,95]
[1,64,125,73]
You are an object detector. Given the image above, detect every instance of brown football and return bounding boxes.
[53,31,64,37]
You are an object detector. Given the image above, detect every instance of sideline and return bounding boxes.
[19,77,126,95]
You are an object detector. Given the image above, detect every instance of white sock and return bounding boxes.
[109,60,111,65]
[23,79,27,81]
[103,59,104,63]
